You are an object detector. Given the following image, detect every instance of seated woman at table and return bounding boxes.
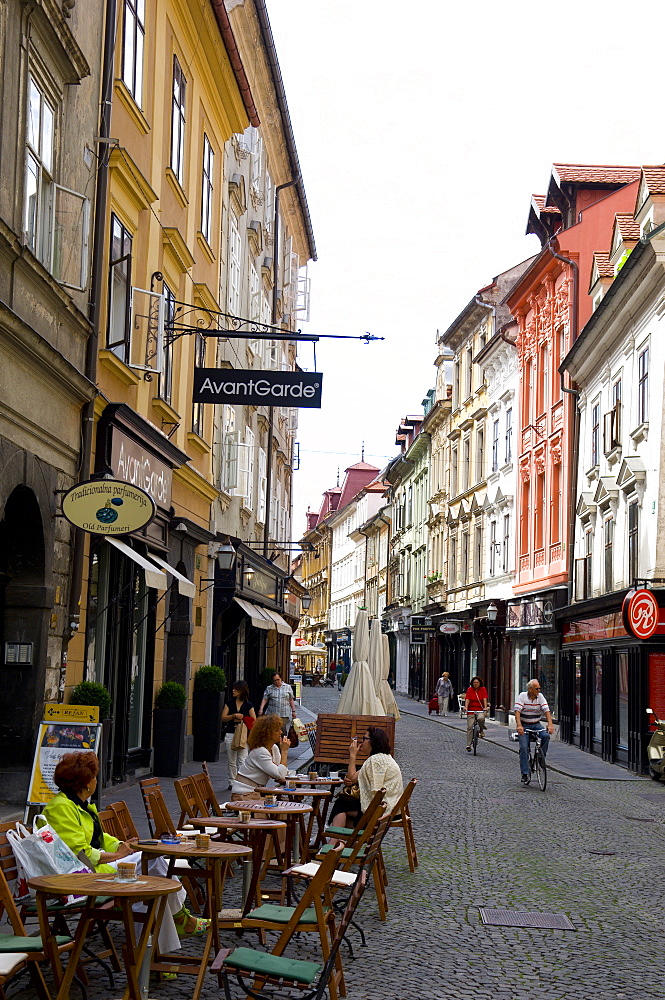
[231,714,290,799]
[42,751,208,943]
[329,727,403,832]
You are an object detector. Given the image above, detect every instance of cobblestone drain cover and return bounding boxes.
[479,908,576,930]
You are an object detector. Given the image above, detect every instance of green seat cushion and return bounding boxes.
[246,903,318,924]
[318,844,365,859]
[0,936,71,953]
[224,946,321,983]
[324,826,356,836]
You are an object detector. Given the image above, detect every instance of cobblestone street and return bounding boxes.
[11,690,665,1000]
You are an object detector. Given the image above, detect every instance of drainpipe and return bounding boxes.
[65,0,117,662]
[548,241,580,607]
[263,176,299,558]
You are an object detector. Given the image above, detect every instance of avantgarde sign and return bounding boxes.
[62,479,156,535]
[193,368,323,408]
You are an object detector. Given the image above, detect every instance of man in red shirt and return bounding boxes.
[464,676,489,751]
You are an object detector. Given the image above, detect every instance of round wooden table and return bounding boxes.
[255,787,334,857]
[185,817,287,911]
[138,839,251,998]
[223,800,312,865]
[29,872,181,1000]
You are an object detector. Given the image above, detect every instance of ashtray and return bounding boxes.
[160,836,181,844]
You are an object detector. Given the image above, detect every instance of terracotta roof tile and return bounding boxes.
[552,163,641,185]
[592,253,614,279]
[641,166,665,195]
[614,214,641,244]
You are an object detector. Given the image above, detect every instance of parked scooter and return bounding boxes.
[646,708,665,780]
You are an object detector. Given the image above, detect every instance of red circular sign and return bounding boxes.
[623,589,660,639]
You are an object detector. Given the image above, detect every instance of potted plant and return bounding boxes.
[192,665,226,762]
[70,681,113,787]
[153,681,187,777]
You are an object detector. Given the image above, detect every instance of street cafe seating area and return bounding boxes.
[0,758,417,999]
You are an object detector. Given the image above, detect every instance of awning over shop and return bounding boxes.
[261,608,292,635]
[106,537,167,591]
[233,597,273,630]
[146,552,196,598]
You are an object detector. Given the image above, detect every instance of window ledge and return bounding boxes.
[500,461,513,474]
[152,396,180,425]
[605,445,622,467]
[196,231,216,263]
[585,465,600,483]
[114,78,150,135]
[99,349,140,386]
[166,167,188,208]
[630,421,649,445]
[187,431,210,455]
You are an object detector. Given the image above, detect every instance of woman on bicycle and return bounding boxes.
[464,676,489,752]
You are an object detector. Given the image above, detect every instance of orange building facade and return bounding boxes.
[504,166,640,709]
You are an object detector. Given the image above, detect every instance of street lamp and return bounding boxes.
[486,602,498,623]
[216,543,236,572]
[301,592,312,611]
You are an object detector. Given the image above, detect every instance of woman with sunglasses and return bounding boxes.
[328,727,403,830]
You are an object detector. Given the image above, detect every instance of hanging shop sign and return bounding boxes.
[439,623,460,634]
[622,588,665,639]
[193,369,323,408]
[111,429,173,508]
[61,478,155,535]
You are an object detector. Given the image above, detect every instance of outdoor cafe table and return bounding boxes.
[138,839,251,998]
[29,871,181,1000]
[185,816,287,911]
[254,787,333,858]
[222,800,312,866]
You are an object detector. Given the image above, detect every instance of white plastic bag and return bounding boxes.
[291,717,308,743]
[8,817,90,905]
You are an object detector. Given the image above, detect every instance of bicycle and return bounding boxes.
[468,711,484,756]
[511,728,547,790]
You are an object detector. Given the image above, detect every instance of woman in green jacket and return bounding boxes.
[42,751,208,940]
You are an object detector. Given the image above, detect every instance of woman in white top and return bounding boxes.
[231,714,290,798]
[329,727,403,829]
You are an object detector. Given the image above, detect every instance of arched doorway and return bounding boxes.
[0,485,47,801]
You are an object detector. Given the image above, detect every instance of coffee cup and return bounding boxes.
[239,810,252,824]
[195,833,210,850]
[116,861,137,882]
[286,779,296,789]
[264,794,277,807]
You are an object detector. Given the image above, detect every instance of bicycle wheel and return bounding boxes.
[472,720,479,755]
[534,749,547,790]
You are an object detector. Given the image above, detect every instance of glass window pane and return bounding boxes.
[24,153,39,248]
[593,653,602,742]
[617,652,628,749]
[134,27,144,105]
[123,10,135,92]
[28,79,40,151]
[41,100,54,173]
[573,655,581,735]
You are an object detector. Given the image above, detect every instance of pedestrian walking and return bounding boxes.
[221,680,256,788]
[435,671,453,715]
[514,678,554,784]
[259,672,296,734]
[464,676,489,751]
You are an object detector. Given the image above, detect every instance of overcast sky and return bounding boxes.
[266,0,664,537]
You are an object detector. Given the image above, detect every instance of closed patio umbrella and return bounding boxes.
[336,610,384,716]
[379,632,400,719]
[368,617,384,697]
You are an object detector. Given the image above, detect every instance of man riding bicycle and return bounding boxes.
[514,679,554,784]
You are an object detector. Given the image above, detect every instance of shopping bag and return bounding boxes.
[8,818,90,905]
[291,717,308,743]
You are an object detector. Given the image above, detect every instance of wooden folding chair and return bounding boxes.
[97,806,117,837]
[193,768,223,817]
[388,778,419,872]
[322,786,385,844]
[140,784,208,911]
[108,800,140,842]
[213,859,374,1000]
[224,847,346,1000]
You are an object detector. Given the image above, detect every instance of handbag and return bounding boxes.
[287,726,299,749]
[243,715,255,731]
[8,817,90,905]
[231,722,248,750]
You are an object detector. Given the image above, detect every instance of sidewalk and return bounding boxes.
[394,693,646,780]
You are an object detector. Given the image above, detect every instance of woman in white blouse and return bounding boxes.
[231,714,291,798]
[329,727,403,830]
